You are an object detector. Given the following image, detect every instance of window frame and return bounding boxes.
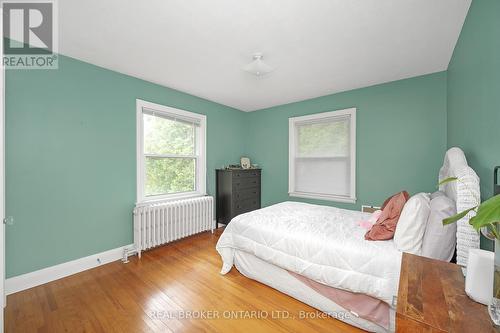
[136,99,206,203]
[288,108,356,203]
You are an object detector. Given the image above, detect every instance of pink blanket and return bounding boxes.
[288,271,389,330]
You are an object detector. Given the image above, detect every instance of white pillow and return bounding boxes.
[430,190,445,200]
[421,195,457,261]
[394,193,431,255]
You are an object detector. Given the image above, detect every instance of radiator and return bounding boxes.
[133,196,214,257]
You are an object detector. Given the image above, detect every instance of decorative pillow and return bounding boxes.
[393,193,431,254]
[365,191,410,241]
[421,195,457,261]
[358,210,383,230]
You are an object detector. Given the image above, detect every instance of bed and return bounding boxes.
[216,147,480,333]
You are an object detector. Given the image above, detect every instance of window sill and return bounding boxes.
[137,192,207,206]
[289,191,356,204]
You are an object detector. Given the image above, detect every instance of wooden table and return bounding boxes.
[396,252,498,332]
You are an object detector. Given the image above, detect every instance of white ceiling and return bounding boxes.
[59,0,471,111]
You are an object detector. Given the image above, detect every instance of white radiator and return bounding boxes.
[133,196,214,257]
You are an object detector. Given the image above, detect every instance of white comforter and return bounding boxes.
[216,201,402,304]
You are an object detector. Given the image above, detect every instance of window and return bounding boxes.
[288,108,356,203]
[137,99,206,202]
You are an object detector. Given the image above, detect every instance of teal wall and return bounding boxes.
[11,9,494,276]
[245,72,448,210]
[447,0,500,250]
[5,55,246,277]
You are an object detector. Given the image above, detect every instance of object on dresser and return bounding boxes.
[225,164,259,170]
[240,157,251,169]
[216,168,261,227]
[226,164,242,169]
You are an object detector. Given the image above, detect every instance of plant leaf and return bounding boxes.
[438,177,458,186]
[469,195,500,230]
[443,206,477,225]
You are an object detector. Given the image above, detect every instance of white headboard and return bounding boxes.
[438,147,480,268]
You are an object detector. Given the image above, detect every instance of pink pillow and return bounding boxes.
[365,191,410,241]
[358,210,382,229]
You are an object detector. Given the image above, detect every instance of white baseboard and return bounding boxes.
[5,244,133,295]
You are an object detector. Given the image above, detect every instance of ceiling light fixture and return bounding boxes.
[242,53,274,77]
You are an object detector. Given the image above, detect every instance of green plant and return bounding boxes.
[439,177,500,240]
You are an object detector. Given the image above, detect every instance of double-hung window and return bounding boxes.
[289,108,356,203]
[137,99,206,202]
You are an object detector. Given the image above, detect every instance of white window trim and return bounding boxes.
[288,108,356,204]
[136,99,206,203]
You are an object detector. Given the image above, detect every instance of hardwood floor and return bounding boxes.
[5,229,363,333]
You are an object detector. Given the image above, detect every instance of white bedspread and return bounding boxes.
[216,201,402,304]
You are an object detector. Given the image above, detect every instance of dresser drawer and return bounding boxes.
[232,170,261,179]
[233,177,260,190]
[216,168,262,226]
[233,197,260,215]
[233,187,260,201]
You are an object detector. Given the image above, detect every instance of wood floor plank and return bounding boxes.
[5,229,364,333]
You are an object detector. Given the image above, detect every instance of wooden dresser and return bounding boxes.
[215,169,261,227]
[397,252,498,332]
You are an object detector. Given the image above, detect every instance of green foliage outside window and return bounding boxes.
[144,113,196,196]
[297,120,349,157]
